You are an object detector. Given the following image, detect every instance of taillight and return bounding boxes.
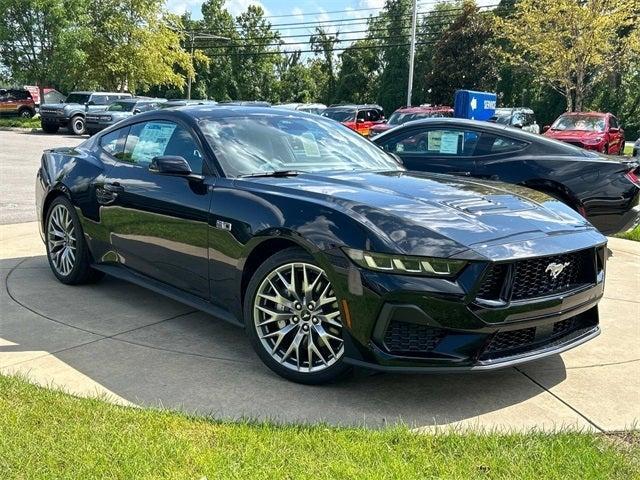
[625,168,640,187]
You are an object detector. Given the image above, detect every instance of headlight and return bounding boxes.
[343,248,466,277]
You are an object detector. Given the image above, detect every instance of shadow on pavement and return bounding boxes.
[1,255,568,428]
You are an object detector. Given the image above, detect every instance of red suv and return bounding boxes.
[0,88,36,117]
[543,112,625,155]
[321,104,384,136]
[369,105,453,138]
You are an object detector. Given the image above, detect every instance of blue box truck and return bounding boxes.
[454,90,497,121]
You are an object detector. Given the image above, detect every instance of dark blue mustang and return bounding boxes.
[36,106,606,384]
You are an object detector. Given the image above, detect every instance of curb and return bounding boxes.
[0,127,39,132]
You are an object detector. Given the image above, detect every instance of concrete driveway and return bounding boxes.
[1,221,638,432]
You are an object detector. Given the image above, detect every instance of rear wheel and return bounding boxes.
[45,196,104,285]
[244,247,351,384]
[41,122,59,134]
[18,108,34,118]
[69,115,86,135]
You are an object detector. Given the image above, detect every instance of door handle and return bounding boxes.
[96,182,124,205]
[103,182,124,193]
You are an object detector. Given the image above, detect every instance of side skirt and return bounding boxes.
[93,264,244,328]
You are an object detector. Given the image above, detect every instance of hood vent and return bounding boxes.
[443,195,534,215]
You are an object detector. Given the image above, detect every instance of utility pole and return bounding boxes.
[406,0,419,107]
[186,32,229,100]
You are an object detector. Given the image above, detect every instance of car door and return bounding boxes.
[608,115,623,154]
[377,126,480,176]
[99,119,212,298]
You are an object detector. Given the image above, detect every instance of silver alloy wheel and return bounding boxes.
[47,204,77,276]
[72,117,84,134]
[254,262,344,373]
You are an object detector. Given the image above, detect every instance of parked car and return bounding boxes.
[369,105,453,138]
[23,86,65,106]
[158,99,217,109]
[373,117,640,235]
[40,91,132,135]
[322,104,384,136]
[0,88,36,117]
[633,139,639,157]
[277,103,327,115]
[220,100,271,107]
[543,112,625,155]
[37,106,606,384]
[490,107,540,134]
[86,98,167,135]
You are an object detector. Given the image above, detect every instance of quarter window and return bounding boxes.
[99,128,127,158]
[489,136,528,154]
[122,121,204,173]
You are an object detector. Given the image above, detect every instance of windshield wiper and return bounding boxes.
[239,170,303,178]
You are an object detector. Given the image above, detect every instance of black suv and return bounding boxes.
[40,91,132,135]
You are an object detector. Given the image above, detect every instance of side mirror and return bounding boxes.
[133,109,141,114]
[149,155,203,181]
[609,127,619,133]
[542,125,550,133]
[513,122,524,129]
[357,118,365,123]
[85,100,95,106]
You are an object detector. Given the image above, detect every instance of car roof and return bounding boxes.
[495,107,534,114]
[69,91,131,95]
[393,105,453,114]
[559,111,608,117]
[326,104,383,110]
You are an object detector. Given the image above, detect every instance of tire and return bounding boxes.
[244,247,351,384]
[18,108,34,118]
[69,115,86,135]
[45,196,104,285]
[41,123,59,134]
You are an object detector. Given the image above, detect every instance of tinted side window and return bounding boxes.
[382,128,479,156]
[356,110,367,121]
[123,121,204,173]
[99,128,127,158]
[368,109,381,122]
[91,95,109,105]
[609,116,618,129]
[488,136,528,154]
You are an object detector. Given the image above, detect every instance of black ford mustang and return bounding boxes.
[36,107,607,384]
[372,118,640,235]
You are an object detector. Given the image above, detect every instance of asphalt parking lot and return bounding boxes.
[0,129,638,431]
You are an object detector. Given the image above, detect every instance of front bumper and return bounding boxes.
[86,117,115,132]
[331,243,606,372]
[40,114,69,126]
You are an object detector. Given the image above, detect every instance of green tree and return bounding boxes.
[427,0,499,105]
[310,27,339,105]
[0,0,89,97]
[497,0,638,111]
[276,52,322,103]
[374,0,411,113]
[334,39,380,104]
[81,0,192,93]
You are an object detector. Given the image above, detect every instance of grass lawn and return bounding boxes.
[0,116,40,128]
[615,225,640,242]
[1,375,638,479]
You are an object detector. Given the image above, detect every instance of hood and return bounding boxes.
[370,123,393,134]
[545,129,604,141]
[239,171,602,260]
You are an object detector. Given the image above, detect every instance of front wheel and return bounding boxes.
[41,123,59,134]
[19,108,34,118]
[69,115,86,135]
[244,247,351,384]
[45,196,104,285]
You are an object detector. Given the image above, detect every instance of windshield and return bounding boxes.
[107,101,135,112]
[551,115,605,132]
[200,114,402,178]
[321,108,356,122]
[65,93,91,104]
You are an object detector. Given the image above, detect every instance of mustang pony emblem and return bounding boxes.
[545,262,570,279]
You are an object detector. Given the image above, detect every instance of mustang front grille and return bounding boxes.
[476,248,597,302]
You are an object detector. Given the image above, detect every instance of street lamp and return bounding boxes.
[186,32,229,100]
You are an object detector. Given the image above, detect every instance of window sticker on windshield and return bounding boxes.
[300,132,321,157]
[439,131,460,154]
[131,122,176,163]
